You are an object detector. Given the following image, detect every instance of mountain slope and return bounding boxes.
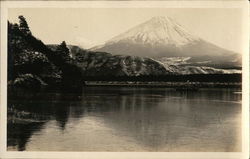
[106,16,198,46]
[69,46,239,75]
[154,57,241,74]
[92,16,241,69]
[69,45,169,76]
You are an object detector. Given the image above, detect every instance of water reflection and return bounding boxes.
[7,87,241,151]
[8,89,85,150]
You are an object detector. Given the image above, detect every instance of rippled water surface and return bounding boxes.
[7,87,241,151]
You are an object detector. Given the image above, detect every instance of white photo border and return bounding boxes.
[0,1,249,159]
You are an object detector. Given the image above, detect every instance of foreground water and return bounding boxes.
[7,87,241,151]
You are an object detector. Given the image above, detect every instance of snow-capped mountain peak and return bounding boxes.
[92,16,240,69]
[107,16,199,46]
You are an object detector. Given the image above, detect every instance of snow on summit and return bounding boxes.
[107,16,199,46]
[92,16,240,69]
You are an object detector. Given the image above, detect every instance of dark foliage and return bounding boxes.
[8,16,84,90]
[55,41,71,62]
[18,16,31,35]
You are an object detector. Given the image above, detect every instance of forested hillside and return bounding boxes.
[8,16,84,89]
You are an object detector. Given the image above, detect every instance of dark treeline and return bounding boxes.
[8,16,84,89]
[84,73,241,83]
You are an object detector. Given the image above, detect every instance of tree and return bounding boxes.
[56,41,71,62]
[18,15,31,35]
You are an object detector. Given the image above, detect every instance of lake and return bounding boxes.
[7,87,241,151]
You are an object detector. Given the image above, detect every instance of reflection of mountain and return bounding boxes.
[7,89,86,151]
[84,88,241,151]
[7,122,45,151]
[8,88,241,151]
[92,16,241,69]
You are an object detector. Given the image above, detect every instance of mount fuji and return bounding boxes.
[91,16,241,69]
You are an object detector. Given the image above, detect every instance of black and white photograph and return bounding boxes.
[0,1,249,158]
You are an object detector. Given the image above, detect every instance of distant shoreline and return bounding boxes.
[85,81,241,88]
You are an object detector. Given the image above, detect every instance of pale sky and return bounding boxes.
[8,8,243,53]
